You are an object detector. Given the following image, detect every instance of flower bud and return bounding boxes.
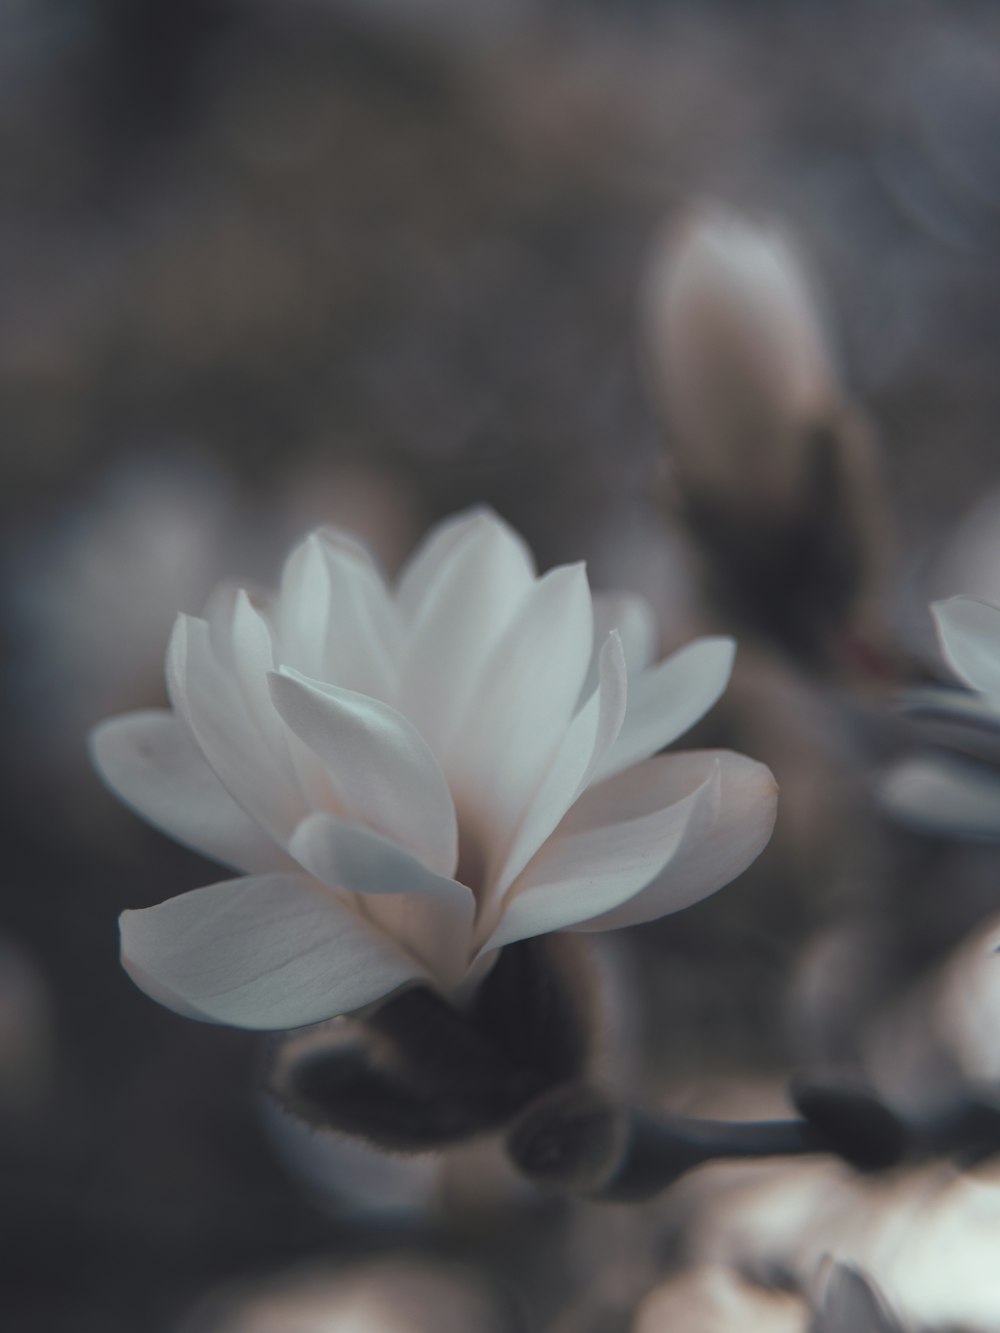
[643,209,889,674]
[645,210,837,514]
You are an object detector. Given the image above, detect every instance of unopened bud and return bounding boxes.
[645,209,837,514]
[643,208,889,674]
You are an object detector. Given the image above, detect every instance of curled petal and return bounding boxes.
[593,636,735,783]
[120,873,425,1029]
[479,771,714,954]
[574,749,778,931]
[932,596,1000,698]
[289,813,474,985]
[289,811,471,908]
[167,614,305,842]
[90,710,289,874]
[269,669,458,876]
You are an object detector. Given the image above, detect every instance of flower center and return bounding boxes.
[455,818,488,905]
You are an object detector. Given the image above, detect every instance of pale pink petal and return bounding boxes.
[489,631,628,901]
[90,710,290,874]
[455,561,595,864]
[398,510,537,756]
[269,669,458,876]
[593,636,735,783]
[483,749,776,950]
[276,530,401,699]
[289,813,474,985]
[120,873,426,1028]
[575,750,777,930]
[932,596,1000,698]
[479,772,715,953]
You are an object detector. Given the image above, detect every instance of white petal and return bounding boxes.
[456,561,595,865]
[120,873,425,1029]
[167,615,305,842]
[879,754,1000,840]
[275,534,327,675]
[202,579,258,666]
[289,813,474,985]
[230,589,278,712]
[395,506,535,620]
[573,749,777,930]
[398,510,537,755]
[276,530,401,699]
[932,596,1000,698]
[232,590,322,798]
[593,636,735,783]
[489,631,629,902]
[289,811,470,906]
[480,769,714,953]
[223,590,334,811]
[269,669,458,876]
[90,710,289,874]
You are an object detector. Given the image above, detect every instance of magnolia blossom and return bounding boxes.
[91,510,776,1030]
[881,596,1000,839]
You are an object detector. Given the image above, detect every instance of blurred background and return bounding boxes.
[6,1,1000,1329]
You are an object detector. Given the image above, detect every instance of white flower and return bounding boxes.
[91,510,776,1030]
[881,596,1000,840]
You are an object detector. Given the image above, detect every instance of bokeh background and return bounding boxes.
[6,2,1000,1329]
